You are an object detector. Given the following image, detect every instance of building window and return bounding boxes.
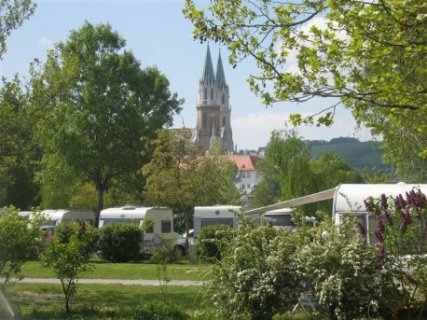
[222,93,225,104]
[161,220,171,233]
[247,184,251,189]
[247,172,251,178]
[222,117,226,126]
[211,88,214,100]
[202,112,208,128]
[204,87,207,101]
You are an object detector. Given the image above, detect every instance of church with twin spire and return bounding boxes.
[194,46,234,153]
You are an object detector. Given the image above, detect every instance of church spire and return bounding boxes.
[200,45,215,84]
[216,50,227,89]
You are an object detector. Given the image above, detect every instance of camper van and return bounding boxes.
[332,183,427,244]
[41,209,95,226]
[38,209,95,235]
[193,205,242,237]
[99,206,176,254]
[263,208,317,231]
[245,183,427,243]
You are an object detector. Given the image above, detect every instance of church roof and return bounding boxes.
[216,51,227,88]
[200,45,215,84]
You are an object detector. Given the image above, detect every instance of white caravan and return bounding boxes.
[99,206,176,254]
[262,208,317,231]
[332,183,427,243]
[245,183,427,243]
[193,205,242,237]
[41,209,95,226]
[35,209,95,236]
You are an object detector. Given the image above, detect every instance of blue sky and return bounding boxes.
[1,0,372,150]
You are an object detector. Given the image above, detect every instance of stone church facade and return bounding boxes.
[195,46,234,153]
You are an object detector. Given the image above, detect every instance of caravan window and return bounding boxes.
[101,219,140,226]
[145,224,154,233]
[201,218,234,229]
[264,214,293,227]
[306,220,315,227]
[42,220,57,227]
[161,220,172,233]
[368,214,377,245]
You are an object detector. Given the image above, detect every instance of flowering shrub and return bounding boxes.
[205,220,301,320]
[364,188,427,316]
[296,221,391,320]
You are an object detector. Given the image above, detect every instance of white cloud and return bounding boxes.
[37,36,54,48]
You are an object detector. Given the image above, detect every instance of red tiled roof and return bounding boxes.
[226,155,258,171]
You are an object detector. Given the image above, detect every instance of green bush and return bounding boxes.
[133,302,188,320]
[0,207,42,285]
[54,222,98,254]
[206,220,302,320]
[295,220,387,320]
[98,223,142,262]
[198,224,234,261]
[41,221,96,313]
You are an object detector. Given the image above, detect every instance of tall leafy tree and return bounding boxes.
[142,129,240,236]
[0,0,35,59]
[311,151,364,190]
[310,151,364,214]
[183,0,427,172]
[253,130,363,217]
[31,22,182,226]
[0,77,40,209]
[0,0,38,209]
[357,111,427,182]
[253,129,314,208]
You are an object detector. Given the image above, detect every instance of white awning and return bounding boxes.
[244,187,336,217]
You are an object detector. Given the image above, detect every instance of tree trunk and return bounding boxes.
[65,295,70,314]
[94,187,104,228]
[184,212,190,251]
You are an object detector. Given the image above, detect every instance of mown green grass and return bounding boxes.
[20,261,211,280]
[4,283,204,319]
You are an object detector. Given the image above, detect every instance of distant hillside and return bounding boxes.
[307,137,388,172]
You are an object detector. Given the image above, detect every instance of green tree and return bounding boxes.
[362,166,392,184]
[142,129,240,238]
[253,130,363,216]
[41,222,96,314]
[0,0,35,59]
[209,136,225,155]
[252,129,315,208]
[362,113,427,182]
[0,77,40,209]
[0,207,41,286]
[183,0,427,171]
[310,151,364,214]
[31,22,182,226]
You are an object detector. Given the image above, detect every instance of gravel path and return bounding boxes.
[2,278,203,286]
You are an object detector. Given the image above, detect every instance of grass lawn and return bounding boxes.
[4,283,204,319]
[20,261,212,280]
